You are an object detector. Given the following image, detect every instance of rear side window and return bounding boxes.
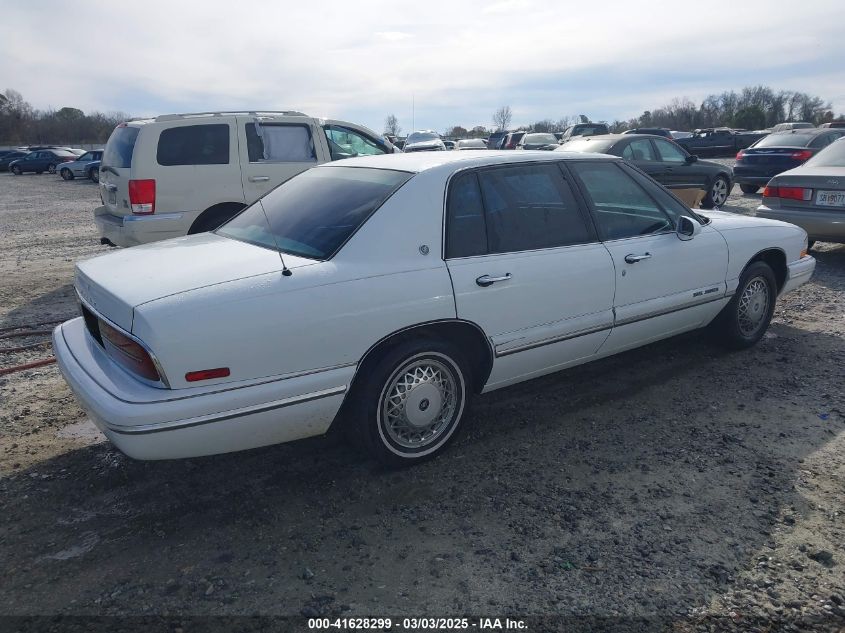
[103,125,139,169]
[446,172,488,258]
[622,139,657,162]
[217,167,411,260]
[246,123,317,162]
[157,124,229,166]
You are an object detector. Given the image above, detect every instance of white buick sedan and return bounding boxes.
[54,151,815,465]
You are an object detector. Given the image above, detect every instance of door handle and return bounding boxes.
[476,273,512,287]
[624,253,651,264]
[249,176,270,182]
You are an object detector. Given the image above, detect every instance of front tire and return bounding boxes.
[60,168,74,180]
[11,165,21,175]
[88,168,99,183]
[740,184,759,194]
[347,340,470,466]
[712,261,776,349]
[701,175,730,208]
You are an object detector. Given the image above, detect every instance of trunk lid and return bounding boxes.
[75,233,314,332]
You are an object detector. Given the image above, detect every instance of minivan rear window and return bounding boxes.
[157,124,230,166]
[217,167,412,260]
[102,125,139,169]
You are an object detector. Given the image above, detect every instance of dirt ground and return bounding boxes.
[1,168,843,629]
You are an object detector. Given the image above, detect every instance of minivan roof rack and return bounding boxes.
[143,111,307,122]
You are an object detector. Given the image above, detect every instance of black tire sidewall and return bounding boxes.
[11,166,21,175]
[740,184,759,194]
[351,339,470,466]
[720,262,777,349]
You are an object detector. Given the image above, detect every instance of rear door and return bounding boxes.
[444,162,615,390]
[237,116,326,204]
[99,124,141,217]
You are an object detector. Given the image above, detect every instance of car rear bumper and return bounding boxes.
[780,255,816,295]
[53,318,353,460]
[756,204,845,243]
[94,206,191,247]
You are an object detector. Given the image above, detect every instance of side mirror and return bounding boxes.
[685,154,698,164]
[677,215,701,241]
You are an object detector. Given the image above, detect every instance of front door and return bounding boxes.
[651,137,707,190]
[621,137,666,182]
[568,160,729,355]
[444,162,616,391]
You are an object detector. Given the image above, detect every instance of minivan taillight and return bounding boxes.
[128,179,155,215]
[98,320,161,382]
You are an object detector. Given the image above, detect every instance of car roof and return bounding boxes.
[324,150,617,173]
[769,128,831,136]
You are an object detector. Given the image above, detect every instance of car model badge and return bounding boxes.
[827,179,839,185]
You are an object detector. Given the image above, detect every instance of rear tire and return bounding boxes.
[712,261,776,350]
[740,184,759,194]
[701,175,730,209]
[60,168,74,180]
[47,163,57,174]
[807,240,816,250]
[345,339,470,467]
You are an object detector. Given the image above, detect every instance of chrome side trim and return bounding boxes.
[612,294,726,328]
[495,322,613,357]
[108,386,347,435]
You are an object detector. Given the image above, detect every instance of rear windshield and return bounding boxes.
[572,125,608,136]
[102,125,139,169]
[52,150,78,158]
[524,134,557,144]
[805,139,845,167]
[558,138,614,153]
[406,132,439,144]
[217,167,412,260]
[754,133,815,148]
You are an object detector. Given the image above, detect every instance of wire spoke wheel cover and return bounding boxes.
[737,276,769,337]
[378,353,464,455]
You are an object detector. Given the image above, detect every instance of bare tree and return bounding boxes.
[492,106,512,132]
[384,114,401,137]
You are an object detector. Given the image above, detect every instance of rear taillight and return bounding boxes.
[762,186,812,201]
[790,150,813,161]
[98,320,161,382]
[128,179,155,214]
[736,150,745,160]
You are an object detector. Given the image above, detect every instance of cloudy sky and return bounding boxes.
[3,0,844,134]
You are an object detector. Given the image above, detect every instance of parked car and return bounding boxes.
[558,134,733,208]
[0,150,29,171]
[501,131,527,149]
[86,160,101,182]
[95,111,398,247]
[733,129,845,193]
[455,139,487,150]
[819,121,845,129]
[8,149,78,175]
[771,122,814,132]
[54,151,813,465]
[442,140,456,150]
[671,131,693,140]
[59,150,103,180]
[558,122,610,142]
[403,131,446,153]
[623,128,673,138]
[675,128,768,156]
[486,131,507,150]
[757,137,845,246]
[516,133,559,150]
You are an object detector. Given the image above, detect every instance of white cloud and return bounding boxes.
[376,31,413,41]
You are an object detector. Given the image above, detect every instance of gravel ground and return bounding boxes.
[1,168,844,630]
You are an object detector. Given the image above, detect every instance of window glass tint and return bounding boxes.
[325,126,387,160]
[157,124,229,166]
[476,164,591,253]
[805,138,845,167]
[103,125,139,169]
[446,172,487,258]
[622,139,657,161]
[78,152,93,162]
[754,133,815,148]
[559,138,614,153]
[653,138,687,162]
[246,123,316,162]
[217,167,411,260]
[571,161,674,240]
[619,164,687,225]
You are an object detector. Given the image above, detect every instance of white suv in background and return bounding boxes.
[95,111,398,247]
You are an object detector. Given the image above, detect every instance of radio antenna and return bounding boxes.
[258,200,292,276]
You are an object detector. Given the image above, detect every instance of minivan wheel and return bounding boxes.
[61,168,74,180]
[47,163,57,174]
[712,261,776,350]
[740,184,759,194]
[701,175,730,208]
[348,340,470,466]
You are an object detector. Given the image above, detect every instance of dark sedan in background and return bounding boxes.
[757,137,845,247]
[0,150,29,171]
[558,134,733,208]
[734,128,845,193]
[8,149,78,175]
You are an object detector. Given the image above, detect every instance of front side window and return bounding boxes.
[570,161,674,241]
[476,164,591,254]
[622,139,657,162]
[79,152,93,162]
[653,138,687,163]
[246,123,316,163]
[217,167,411,260]
[325,126,387,160]
[157,124,229,166]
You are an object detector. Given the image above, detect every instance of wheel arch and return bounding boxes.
[188,201,247,234]
[746,247,787,291]
[349,319,494,396]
